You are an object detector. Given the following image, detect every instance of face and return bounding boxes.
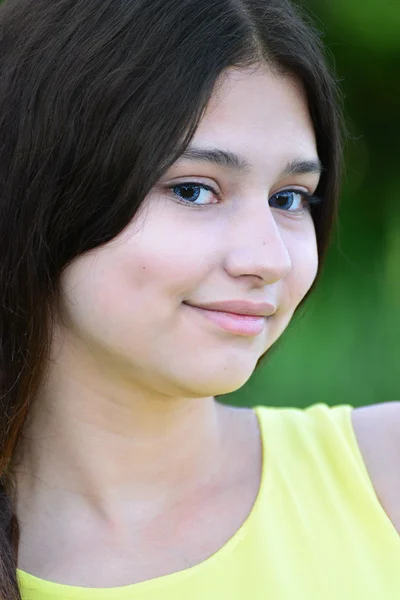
[57,66,320,399]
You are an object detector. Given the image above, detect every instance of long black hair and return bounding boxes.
[0,0,344,596]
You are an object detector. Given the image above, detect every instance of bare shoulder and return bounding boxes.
[351,401,400,533]
[351,401,400,452]
[351,401,400,474]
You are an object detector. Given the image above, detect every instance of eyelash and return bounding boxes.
[167,182,323,214]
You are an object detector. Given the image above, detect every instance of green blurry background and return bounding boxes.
[222,0,400,410]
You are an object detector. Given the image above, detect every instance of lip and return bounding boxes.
[183,303,270,336]
[183,300,276,317]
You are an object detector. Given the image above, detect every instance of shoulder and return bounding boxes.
[351,401,400,471]
[352,400,400,419]
[351,401,400,531]
[351,401,400,451]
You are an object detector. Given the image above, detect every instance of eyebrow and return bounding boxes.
[176,146,324,177]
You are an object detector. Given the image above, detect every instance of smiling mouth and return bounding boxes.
[184,303,267,337]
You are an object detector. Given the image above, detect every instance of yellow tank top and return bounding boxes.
[17,403,400,599]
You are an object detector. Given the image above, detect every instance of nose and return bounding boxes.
[223,202,292,285]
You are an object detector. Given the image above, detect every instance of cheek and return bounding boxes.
[60,230,211,336]
[287,229,319,306]
[116,216,218,301]
[58,255,120,336]
[261,230,318,355]
[274,215,319,313]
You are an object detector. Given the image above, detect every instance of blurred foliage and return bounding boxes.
[223,0,400,409]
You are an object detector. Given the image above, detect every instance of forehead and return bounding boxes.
[191,66,317,169]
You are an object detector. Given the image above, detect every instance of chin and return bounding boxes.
[179,369,255,398]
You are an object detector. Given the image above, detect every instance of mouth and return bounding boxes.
[183,303,267,337]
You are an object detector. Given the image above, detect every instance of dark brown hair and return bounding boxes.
[0,0,344,596]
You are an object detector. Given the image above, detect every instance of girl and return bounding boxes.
[0,0,398,598]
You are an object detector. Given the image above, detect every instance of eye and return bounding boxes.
[169,182,219,205]
[269,189,322,213]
